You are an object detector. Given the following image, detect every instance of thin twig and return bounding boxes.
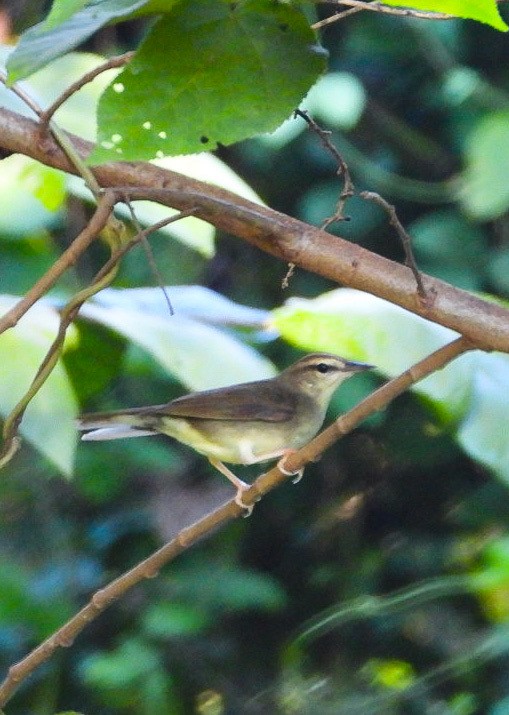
[0,334,474,707]
[0,192,117,335]
[121,194,175,315]
[312,0,454,29]
[39,52,134,130]
[360,190,427,301]
[295,109,355,227]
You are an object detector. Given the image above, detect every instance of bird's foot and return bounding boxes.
[277,452,305,484]
[235,482,254,517]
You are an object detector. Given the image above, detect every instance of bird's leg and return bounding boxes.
[208,458,253,516]
[277,450,305,484]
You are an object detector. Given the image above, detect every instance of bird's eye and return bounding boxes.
[316,363,330,374]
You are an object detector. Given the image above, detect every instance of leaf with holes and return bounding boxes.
[91,0,327,162]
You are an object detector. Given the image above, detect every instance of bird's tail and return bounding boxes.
[77,407,162,441]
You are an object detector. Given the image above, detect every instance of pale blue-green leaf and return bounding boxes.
[0,296,78,474]
[0,155,65,236]
[80,302,276,390]
[271,288,476,420]
[91,286,269,327]
[457,354,509,483]
[6,0,148,82]
[460,111,509,220]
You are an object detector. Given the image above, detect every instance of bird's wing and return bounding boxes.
[158,381,297,422]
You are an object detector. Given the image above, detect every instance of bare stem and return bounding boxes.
[39,52,134,129]
[360,190,427,302]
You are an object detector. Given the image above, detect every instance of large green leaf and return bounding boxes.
[271,288,509,484]
[0,296,78,475]
[91,0,327,161]
[383,0,507,31]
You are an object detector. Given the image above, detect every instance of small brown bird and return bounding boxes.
[78,353,373,511]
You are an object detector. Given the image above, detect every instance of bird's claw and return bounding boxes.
[235,483,254,517]
[277,455,305,484]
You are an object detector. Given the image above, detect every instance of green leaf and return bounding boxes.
[91,0,327,161]
[142,602,210,638]
[44,0,89,29]
[6,0,149,82]
[457,355,509,483]
[382,0,508,31]
[171,563,286,611]
[0,156,65,236]
[461,111,509,220]
[0,296,78,475]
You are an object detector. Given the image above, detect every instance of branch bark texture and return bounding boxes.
[1,108,508,353]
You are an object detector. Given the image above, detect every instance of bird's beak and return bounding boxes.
[342,359,375,372]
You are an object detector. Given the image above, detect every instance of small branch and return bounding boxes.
[0,192,117,336]
[360,190,427,302]
[39,52,134,130]
[295,109,355,226]
[312,0,454,29]
[0,335,474,706]
[121,194,175,315]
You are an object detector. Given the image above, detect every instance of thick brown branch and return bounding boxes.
[0,335,472,707]
[1,108,509,352]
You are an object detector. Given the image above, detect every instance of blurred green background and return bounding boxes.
[1,1,509,713]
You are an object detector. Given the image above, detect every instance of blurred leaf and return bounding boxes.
[457,354,509,483]
[142,602,211,638]
[92,0,327,161]
[0,156,65,237]
[461,111,509,220]
[364,658,415,690]
[0,295,78,475]
[171,563,286,612]
[306,72,366,131]
[6,0,149,81]
[79,292,275,391]
[383,0,507,31]
[409,209,488,290]
[0,560,72,638]
[488,249,509,296]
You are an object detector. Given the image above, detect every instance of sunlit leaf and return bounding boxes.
[383,0,507,31]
